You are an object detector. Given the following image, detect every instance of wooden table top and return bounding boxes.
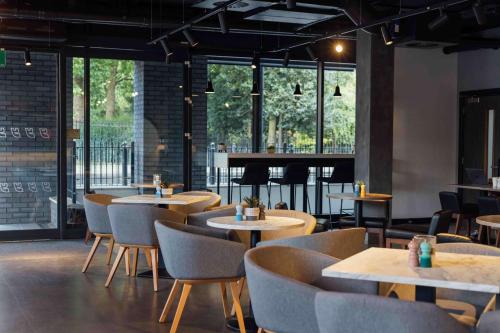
[450,184,500,193]
[207,216,305,231]
[476,215,500,229]
[322,247,500,294]
[326,193,392,201]
[111,194,211,205]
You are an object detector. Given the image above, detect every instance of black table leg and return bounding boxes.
[302,183,307,213]
[228,167,231,204]
[137,249,174,279]
[290,184,295,210]
[415,285,436,303]
[354,201,364,227]
[227,230,261,333]
[217,167,220,194]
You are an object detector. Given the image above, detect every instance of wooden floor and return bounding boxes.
[0,239,247,333]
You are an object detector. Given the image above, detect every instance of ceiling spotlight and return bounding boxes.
[283,50,290,67]
[334,85,342,97]
[380,24,393,46]
[251,82,260,96]
[159,39,173,56]
[218,11,228,34]
[24,49,32,66]
[334,43,343,53]
[306,45,318,61]
[286,0,296,10]
[251,54,259,69]
[293,83,302,96]
[428,8,449,31]
[205,79,215,94]
[472,1,487,25]
[182,29,199,47]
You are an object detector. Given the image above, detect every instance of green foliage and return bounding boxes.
[243,196,261,208]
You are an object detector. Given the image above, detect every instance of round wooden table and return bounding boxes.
[207,215,305,332]
[326,193,392,228]
[475,215,500,247]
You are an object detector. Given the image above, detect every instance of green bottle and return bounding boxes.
[419,242,432,268]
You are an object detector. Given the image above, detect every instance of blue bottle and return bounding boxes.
[354,184,360,197]
[419,242,432,268]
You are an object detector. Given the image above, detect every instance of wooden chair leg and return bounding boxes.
[84,228,92,244]
[454,214,463,234]
[487,227,491,245]
[159,280,181,323]
[230,281,247,333]
[466,217,471,237]
[125,248,130,276]
[496,230,500,248]
[231,278,246,316]
[105,246,126,288]
[151,248,158,292]
[479,225,484,243]
[81,235,102,273]
[144,249,152,268]
[385,238,392,248]
[377,229,384,248]
[220,283,230,319]
[131,248,139,277]
[106,238,115,265]
[170,283,192,333]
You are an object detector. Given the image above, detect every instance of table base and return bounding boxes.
[136,268,173,280]
[226,316,259,333]
[415,285,436,303]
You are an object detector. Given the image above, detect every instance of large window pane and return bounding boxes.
[262,66,317,153]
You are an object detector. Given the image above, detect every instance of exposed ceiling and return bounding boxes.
[0,0,498,62]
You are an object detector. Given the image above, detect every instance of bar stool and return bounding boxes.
[439,191,478,236]
[230,163,270,206]
[269,162,311,212]
[317,160,355,221]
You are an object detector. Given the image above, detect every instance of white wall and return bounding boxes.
[458,49,500,92]
[392,48,458,218]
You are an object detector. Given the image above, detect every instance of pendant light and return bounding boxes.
[205,79,214,94]
[293,83,302,96]
[334,72,342,97]
[251,82,260,96]
[24,49,32,66]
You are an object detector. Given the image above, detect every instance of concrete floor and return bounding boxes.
[0,239,247,333]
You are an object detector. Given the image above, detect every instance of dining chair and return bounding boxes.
[439,191,478,236]
[186,204,241,241]
[169,190,221,215]
[244,246,378,333]
[269,162,311,212]
[260,209,317,242]
[258,227,366,259]
[314,291,469,333]
[477,310,500,333]
[154,221,247,333]
[81,194,117,273]
[105,204,186,291]
[230,163,270,205]
[385,210,452,248]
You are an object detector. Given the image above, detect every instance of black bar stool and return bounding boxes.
[230,163,270,206]
[317,160,355,221]
[269,162,311,212]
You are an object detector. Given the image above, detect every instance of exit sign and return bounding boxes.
[0,49,5,67]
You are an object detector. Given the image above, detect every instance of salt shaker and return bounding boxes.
[408,240,419,268]
[419,242,432,268]
[235,204,243,222]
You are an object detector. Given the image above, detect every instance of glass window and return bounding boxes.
[262,66,317,153]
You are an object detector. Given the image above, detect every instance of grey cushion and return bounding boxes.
[315,291,469,333]
[257,228,366,259]
[154,220,246,280]
[477,311,500,333]
[83,194,116,234]
[244,246,378,333]
[107,204,185,246]
[186,206,240,242]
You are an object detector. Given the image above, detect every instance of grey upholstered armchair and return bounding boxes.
[257,227,366,259]
[315,291,469,333]
[244,245,378,333]
[154,221,247,333]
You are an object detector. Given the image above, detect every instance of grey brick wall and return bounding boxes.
[133,57,207,190]
[0,52,58,225]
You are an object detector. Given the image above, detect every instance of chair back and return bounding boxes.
[83,194,116,234]
[428,210,452,235]
[107,204,185,246]
[330,160,354,184]
[241,163,270,185]
[315,292,469,333]
[258,228,366,259]
[245,246,376,333]
[478,196,500,215]
[154,221,246,280]
[439,191,461,213]
[169,191,222,215]
[261,209,316,242]
[283,163,309,185]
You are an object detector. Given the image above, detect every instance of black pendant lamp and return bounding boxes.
[251,82,260,96]
[334,72,342,97]
[293,83,302,96]
[205,79,214,94]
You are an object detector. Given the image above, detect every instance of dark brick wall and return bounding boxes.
[133,57,207,189]
[0,52,58,225]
